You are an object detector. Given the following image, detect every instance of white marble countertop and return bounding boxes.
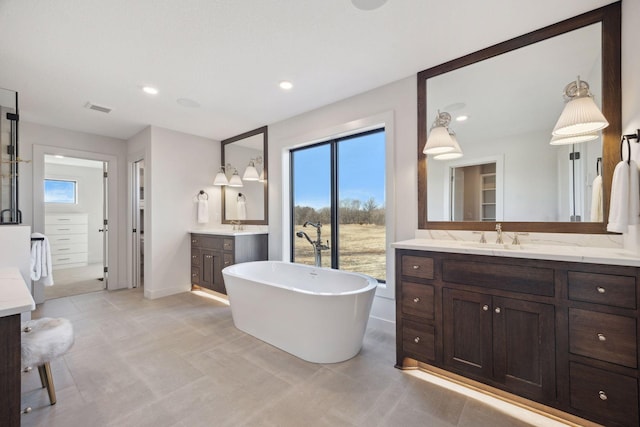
[189,229,268,236]
[392,238,640,267]
[0,267,35,317]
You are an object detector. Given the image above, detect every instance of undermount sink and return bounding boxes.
[462,242,522,250]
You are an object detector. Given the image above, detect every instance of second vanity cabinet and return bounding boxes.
[191,232,267,294]
[396,248,640,427]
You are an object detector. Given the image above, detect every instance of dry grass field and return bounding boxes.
[293,223,386,281]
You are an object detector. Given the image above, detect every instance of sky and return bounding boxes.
[292,130,385,209]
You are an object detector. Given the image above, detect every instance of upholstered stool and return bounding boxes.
[21,317,74,409]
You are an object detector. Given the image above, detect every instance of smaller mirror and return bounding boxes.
[0,87,20,224]
[221,126,268,225]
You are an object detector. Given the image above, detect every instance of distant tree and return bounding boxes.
[363,197,377,224]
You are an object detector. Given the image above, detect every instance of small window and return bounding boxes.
[44,179,77,204]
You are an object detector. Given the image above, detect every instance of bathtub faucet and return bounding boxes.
[297,222,330,267]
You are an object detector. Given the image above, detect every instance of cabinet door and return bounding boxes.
[443,288,493,379]
[211,250,226,294]
[200,250,216,290]
[493,297,555,402]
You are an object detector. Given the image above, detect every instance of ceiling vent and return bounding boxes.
[84,102,112,114]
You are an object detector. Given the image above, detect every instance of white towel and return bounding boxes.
[197,199,209,224]
[590,175,603,222]
[608,161,632,233]
[630,160,640,226]
[30,232,54,286]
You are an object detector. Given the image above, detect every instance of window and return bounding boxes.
[44,179,77,204]
[291,128,386,281]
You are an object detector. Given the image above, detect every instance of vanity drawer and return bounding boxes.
[401,282,434,320]
[570,362,639,427]
[568,271,636,309]
[401,255,434,280]
[191,235,222,250]
[442,259,554,296]
[402,320,435,362]
[191,267,200,284]
[223,239,234,251]
[569,308,637,368]
[191,249,201,267]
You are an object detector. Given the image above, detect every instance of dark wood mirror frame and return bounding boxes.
[418,2,621,233]
[221,125,268,225]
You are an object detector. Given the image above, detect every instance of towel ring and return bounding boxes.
[197,190,209,200]
[621,136,631,164]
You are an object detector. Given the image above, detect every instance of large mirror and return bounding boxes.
[418,2,621,233]
[221,126,268,225]
[0,87,20,224]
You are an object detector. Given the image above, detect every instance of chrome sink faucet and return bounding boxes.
[495,223,503,244]
[296,221,330,267]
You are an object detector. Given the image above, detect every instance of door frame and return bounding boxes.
[32,145,118,291]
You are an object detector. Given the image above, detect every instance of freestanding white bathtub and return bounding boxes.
[222,261,378,363]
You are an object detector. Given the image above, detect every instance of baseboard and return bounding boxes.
[144,286,188,300]
[368,315,395,334]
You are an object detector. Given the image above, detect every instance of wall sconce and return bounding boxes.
[433,132,463,160]
[213,163,244,187]
[552,76,609,137]
[424,111,458,155]
[242,156,262,181]
[228,169,243,187]
[213,165,229,186]
[549,131,599,146]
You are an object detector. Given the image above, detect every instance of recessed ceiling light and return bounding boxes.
[455,115,469,122]
[279,81,293,90]
[351,0,388,11]
[142,86,159,95]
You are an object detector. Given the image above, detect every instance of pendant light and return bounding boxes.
[549,131,599,146]
[433,133,463,160]
[228,169,243,187]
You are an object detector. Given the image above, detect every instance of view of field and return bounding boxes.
[293,223,386,281]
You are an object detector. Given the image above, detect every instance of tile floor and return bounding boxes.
[21,288,574,427]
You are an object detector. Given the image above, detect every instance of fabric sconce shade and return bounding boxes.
[552,77,609,137]
[549,131,599,145]
[213,167,228,186]
[433,133,463,160]
[243,159,260,181]
[228,170,243,187]
[424,111,458,155]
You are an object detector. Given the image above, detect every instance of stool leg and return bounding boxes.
[37,365,47,389]
[40,362,57,405]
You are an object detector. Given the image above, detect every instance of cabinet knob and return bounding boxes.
[598,390,608,401]
[192,273,197,277]
[414,336,420,344]
[413,297,420,303]
[206,255,213,259]
[224,261,231,266]
[495,307,501,314]
[596,286,606,294]
[192,255,196,259]
[192,239,197,243]
[482,305,489,311]
[412,265,420,270]
[597,333,606,342]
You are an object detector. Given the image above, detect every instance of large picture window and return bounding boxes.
[44,179,77,204]
[290,128,386,281]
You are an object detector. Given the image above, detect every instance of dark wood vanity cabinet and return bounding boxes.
[191,233,267,294]
[396,249,640,427]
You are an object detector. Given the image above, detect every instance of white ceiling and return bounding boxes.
[0,0,616,142]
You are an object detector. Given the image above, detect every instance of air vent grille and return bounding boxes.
[85,102,112,114]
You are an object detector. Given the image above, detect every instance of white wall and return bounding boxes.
[20,122,128,289]
[140,126,220,299]
[44,163,104,263]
